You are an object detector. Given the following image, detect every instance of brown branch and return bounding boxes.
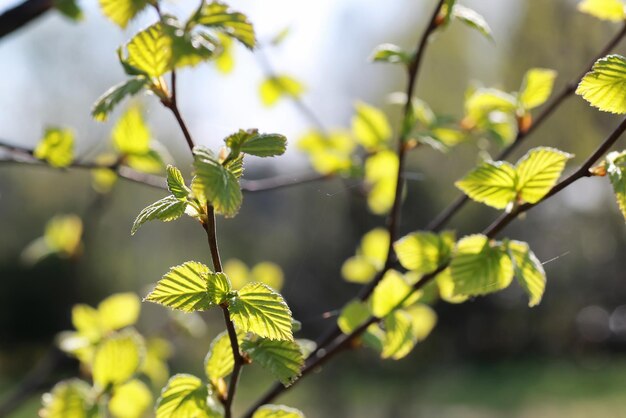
[425,21,626,232]
[0,0,52,40]
[243,115,626,417]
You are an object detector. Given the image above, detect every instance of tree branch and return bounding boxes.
[0,0,52,40]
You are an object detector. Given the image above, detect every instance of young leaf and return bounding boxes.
[141,337,173,387]
[519,68,557,110]
[155,374,219,418]
[370,270,412,318]
[577,54,626,114]
[452,4,493,40]
[109,379,153,418]
[192,146,243,217]
[92,77,148,122]
[165,19,216,69]
[449,235,514,297]
[352,101,392,150]
[365,150,399,214]
[215,33,235,73]
[229,282,294,341]
[369,43,410,65]
[207,272,232,305]
[578,0,626,21]
[455,161,517,209]
[126,149,166,174]
[516,147,573,204]
[194,1,256,49]
[99,0,149,28]
[54,0,83,21]
[131,195,187,235]
[34,127,74,168]
[167,165,190,199]
[92,329,144,388]
[394,231,454,274]
[341,256,378,284]
[40,379,92,418]
[241,338,304,386]
[252,405,305,418]
[405,304,437,342]
[507,240,546,307]
[44,214,83,256]
[98,292,141,332]
[240,133,288,157]
[145,261,216,312]
[205,331,234,382]
[126,23,173,78]
[113,106,150,155]
[381,309,415,360]
[259,76,305,107]
[337,300,371,334]
[606,150,626,221]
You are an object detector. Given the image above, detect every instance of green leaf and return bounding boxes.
[131,195,187,235]
[241,338,304,386]
[99,0,149,28]
[507,240,546,307]
[155,374,219,418]
[167,165,190,199]
[205,331,234,382]
[113,106,150,155]
[452,5,493,40]
[352,101,392,150]
[126,23,173,78]
[578,0,626,21]
[93,329,144,388]
[240,133,288,157]
[141,337,173,387]
[126,149,166,174]
[449,235,514,297]
[606,150,626,221]
[98,292,141,332]
[337,300,371,334]
[145,261,217,312]
[229,282,294,341]
[40,379,92,418]
[519,68,557,110]
[464,88,517,122]
[515,147,572,204]
[194,1,256,49]
[455,161,518,209]
[92,77,148,122]
[109,379,153,418]
[34,127,74,168]
[369,43,410,64]
[381,310,415,360]
[259,75,305,107]
[54,0,83,21]
[341,256,378,284]
[394,231,455,274]
[163,19,216,68]
[207,272,232,305]
[370,270,412,318]
[364,150,399,214]
[253,405,305,418]
[44,214,83,256]
[577,54,626,114]
[192,146,243,217]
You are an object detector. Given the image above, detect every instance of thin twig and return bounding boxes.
[425,21,626,232]
[243,115,626,416]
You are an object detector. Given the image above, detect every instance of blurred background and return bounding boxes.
[1,0,626,416]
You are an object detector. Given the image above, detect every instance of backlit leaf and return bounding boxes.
[145,261,216,312]
[337,300,371,334]
[98,293,141,332]
[259,76,305,107]
[34,127,74,168]
[93,329,144,388]
[341,256,378,284]
[167,165,190,200]
[229,282,294,341]
[205,331,234,381]
[194,1,256,49]
[250,262,284,291]
[40,379,92,418]
[577,54,626,114]
[507,240,546,307]
[370,270,412,318]
[54,0,83,21]
[207,272,232,305]
[155,374,218,418]
[241,338,304,386]
[394,231,454,274]
[109,379,153,418]
[92,77,148,122]
[112,106,150,155]
[131,195,187,235]
[99,0,149,28]
[449,235,513,297]
[519,68,557,110]
[253,405,305,418]
[126,23,173,78]
[578,0,626,21]
[44,214,83,257]
[516,147,572,204]
[352,101,392,150]
[606,150,626,221]
[381,309,414,360]
[455,161,517,209]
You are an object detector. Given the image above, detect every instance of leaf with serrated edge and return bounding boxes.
[381,310,415,360]
[167,165,190,199]
[99,0,149,28]
[194,1,256,48]
[519,68,557,110]
[515,147,572,204]
[126,23,173,78]
[205,331,234,381]
[229,282,293,341]
[93,329,144,388]
[92,77,147,122]
[131,195,187,235]
[507,240,546,307]
[577,54,626,114]
[252,405,305,418]
[155,374,220,418]
[242,338,304,386]
[145,261,215,312]
[207,272,232,305]
[394,231,443,273]
[450,235,513,297]
[455,161,517,209]
[370,270,412,318]
[192,146,242,217]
